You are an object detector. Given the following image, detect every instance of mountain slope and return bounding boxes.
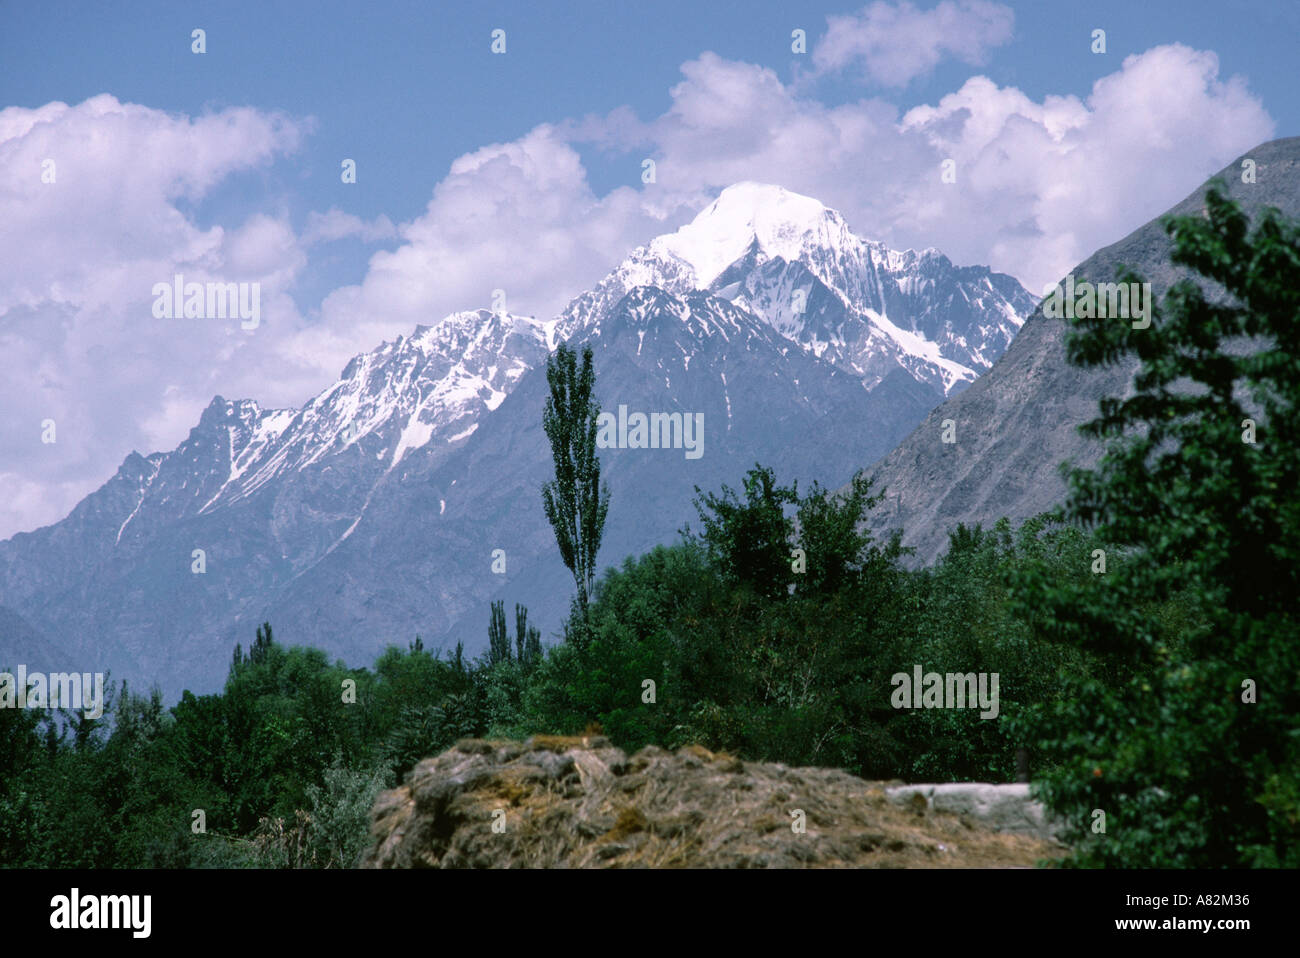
[210,285,942,686]
[0,310,553,693]
[0,182,1034,699]
[861,137,1300,564]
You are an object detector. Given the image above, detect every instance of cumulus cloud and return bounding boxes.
[893,44,1274,288]
[0,95,312,538]
[309,125,664,374]
[812,0,1015,86]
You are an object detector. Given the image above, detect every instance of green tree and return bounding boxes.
[1015,184,1300,866]
[541,342,611,637]
[487,599,511,666]
[688,463,798,601]
[515,603,541,669]
[793,469,903,595]
[303,753,394,868]
[0,682,49,864]
[522,541,714,749]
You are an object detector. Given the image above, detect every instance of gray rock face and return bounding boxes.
[860,137,1300,564]
[257,286,944,695]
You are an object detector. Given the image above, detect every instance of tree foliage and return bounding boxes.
[541,342,611,626]
[1013,184,1300,867]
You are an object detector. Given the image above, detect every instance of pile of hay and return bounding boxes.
[363,735,1066,868]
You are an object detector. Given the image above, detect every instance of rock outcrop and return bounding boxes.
[883,783,1062,841]
[364,735,1066,868]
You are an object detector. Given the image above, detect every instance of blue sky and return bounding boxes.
[1,0,1296,537]
[6,1,1297,232]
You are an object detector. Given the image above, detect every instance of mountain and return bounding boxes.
[0,309,554,694]
[0,184,1033,699]
[860,137,1300,564]
[558,182,1036,396]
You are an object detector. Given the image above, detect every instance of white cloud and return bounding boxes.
[302,209,398,246]
[585,44,1271,294]
[0,95,312,538]
[812,0,1015,87]
[894,44,1274,287]
[309,125,665,376]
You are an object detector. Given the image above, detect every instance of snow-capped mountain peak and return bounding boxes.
[650,182,853,287]
[559,182,1035,397]
[162,309,555,517]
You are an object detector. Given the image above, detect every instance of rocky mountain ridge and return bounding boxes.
[0,183,1034,698]
[860,137,1300,564]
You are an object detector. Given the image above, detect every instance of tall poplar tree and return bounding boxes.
[541,342,610,639]
[487,599,510,666]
